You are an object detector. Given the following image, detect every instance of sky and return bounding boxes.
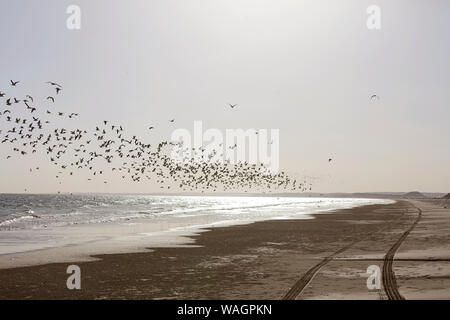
[0,0,449,194]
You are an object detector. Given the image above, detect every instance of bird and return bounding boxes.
[46,81,62,87]
[328,158,332,162]
[10,80,19,86]
[0,80,311,194]
[47,96,55,102]
[370,94,380,100]
[229,103,238,109]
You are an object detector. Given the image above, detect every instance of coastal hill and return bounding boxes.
[403,191,427,199]
[443,193,450,199]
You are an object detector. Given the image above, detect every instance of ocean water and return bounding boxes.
[0,194,394,261]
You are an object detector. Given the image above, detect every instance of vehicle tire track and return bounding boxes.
[382,205,422,300]
[281,241,356,300]
[281,205,410,300]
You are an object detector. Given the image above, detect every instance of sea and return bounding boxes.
[0,194,393,263]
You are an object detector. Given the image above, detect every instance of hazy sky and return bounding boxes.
[1,0,449,194]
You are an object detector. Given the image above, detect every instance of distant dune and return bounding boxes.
[403,191,427,199]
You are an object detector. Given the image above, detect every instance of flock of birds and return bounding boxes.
[0,80,313,193]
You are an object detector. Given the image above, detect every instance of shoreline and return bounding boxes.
[0,199,449,299]
[0,197,391,269]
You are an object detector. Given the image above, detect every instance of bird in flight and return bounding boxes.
[10,80,19,86]
[328,158,332,162]
[47,81,62,87]
[0,80,312,194]
[229,103,238,109]
[370,94,380,100]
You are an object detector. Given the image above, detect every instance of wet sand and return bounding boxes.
[0,199,449,299]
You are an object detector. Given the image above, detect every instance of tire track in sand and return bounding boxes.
[382,204,422,300]
[282,203,416,300]
[281,241,357,300]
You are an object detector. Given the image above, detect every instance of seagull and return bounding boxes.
[229,103,238,108]
[0,92,5,97]
[0,80,312,194]
[370,94,380,100]
[328,158,332,162]
[46,81,62,87]
[10,80,19,86]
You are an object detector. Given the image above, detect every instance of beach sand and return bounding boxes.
[0,199,449,299]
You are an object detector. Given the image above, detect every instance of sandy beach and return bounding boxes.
[0,199,448,300]
[1,0,450,308]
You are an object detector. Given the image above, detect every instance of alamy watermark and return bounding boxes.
[366,5,381,30]
[365,265,381,290]
[66,264,81,290]
[170,121,280,173]
[66,5,81,30]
